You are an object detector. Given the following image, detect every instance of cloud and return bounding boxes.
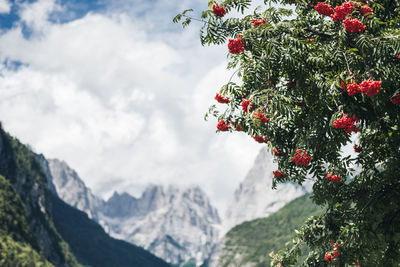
[0,0,11,14]
[0,0,262,215]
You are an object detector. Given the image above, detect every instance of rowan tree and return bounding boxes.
[175,0,400,266]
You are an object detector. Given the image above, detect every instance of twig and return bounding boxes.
[342,52,353,76]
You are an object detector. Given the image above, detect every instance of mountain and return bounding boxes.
[47,159,221,266]
[214,194,323,267]
[0,123,170,267]
[0,124,80,267]
[100,185,221,266]
[50,193,170,267]
[47,158,105,221]
[223,147,312,232]
[0,174,53,266]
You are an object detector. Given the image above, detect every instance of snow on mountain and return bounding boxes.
[223,147,312,233]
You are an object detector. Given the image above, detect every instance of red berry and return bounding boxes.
[217,120,229,131]
[390,94,400,105]
[253,112,270,123]
[251,18,266,28]
[273,170,286,179]
[360,80,381,96]
[228,35,245,54]
[314,2,334,16]
[343,18,366,33]
[241,99,254,112]
[212,4,227,17]
[214,93,231,103]
[291,149,312,166]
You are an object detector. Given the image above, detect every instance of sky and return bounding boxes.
[0,0,264,215]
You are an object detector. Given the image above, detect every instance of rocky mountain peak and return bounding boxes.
[223,147,310,233]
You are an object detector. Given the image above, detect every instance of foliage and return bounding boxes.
[0,124,81,266]
[220,195,322,267]
[0,175,53,266]
[175,0,400,265]
[0,235,53,267]
[50,193,170,267]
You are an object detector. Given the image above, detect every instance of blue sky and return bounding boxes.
[0,0,263,215]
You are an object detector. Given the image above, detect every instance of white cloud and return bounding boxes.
[0,0,262,214]
[0,0,11,14]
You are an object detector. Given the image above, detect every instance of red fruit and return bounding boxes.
[360,80,382,96]
[325,253,334,262]
[273,170,286,179]
[214,93,230,103]
[230,121,243,131]
[228,35,245,54]
[360,5,373,16]
[354,144,362,153]
[326,173,342,182]
[254,112,270,123]
[217,120,229,131]
[314,2,334,16]
[331,1,354,21]
[333,114,359,134]
[253,136,269,143]
[252,18,266,28]
[273,148,283,156]
[343,18,366,33]
[347,83,361,96]
[291,149,312,166]
[212,4,227,17]
[390,94,400,105]
[241,99,254,112]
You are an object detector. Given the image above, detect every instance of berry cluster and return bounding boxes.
[253,135,269,143]
[314,2,334,16]
[325,241,340,262]
[228,35,245,54]
[326,173,342,183]
[354,144,363,153]
[343,18,367,33]
[331,1,354,21]
[333,114,360,134]
[314,1,371,33]
[217,120,229,131]
[230,121,243,131]
[215,93,230,103]
[360,5,373,16]
[273,170,286,179]
[360,80,382,96]
[291,149,312,166]
[252,18,266,28]
[390,94,400,105]
[254,112,270,123]
[273,148,283,156]
[342,80,382,96]
[241,99,254,112]
[346,83,361,95]
[212,4,227,17]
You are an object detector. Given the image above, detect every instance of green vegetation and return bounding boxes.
[0,124,80,266]
[0,123,171,266]
[51,192,170,267]
[220,195,323,267]
[0,175,53,266]
[176,0,400,264]
[0,235,53,267]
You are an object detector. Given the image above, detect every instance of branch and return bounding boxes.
[342,52,353,76]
